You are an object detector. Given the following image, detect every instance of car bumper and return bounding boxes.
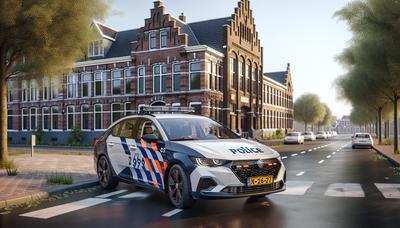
[352,143,373,147]
[284,140,301,144]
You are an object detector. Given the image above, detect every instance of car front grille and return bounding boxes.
[222,181,283,194]
[230,158,281,184]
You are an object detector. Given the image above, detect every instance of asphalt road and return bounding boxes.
[2,136,400,228]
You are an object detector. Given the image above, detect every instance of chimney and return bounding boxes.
[153,0,163,8]
[287,63,291,71]
[179,13,186,23]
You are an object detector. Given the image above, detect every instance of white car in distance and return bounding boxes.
[284,132,304,144]
[302,132,316,141]
[316,131,327,139]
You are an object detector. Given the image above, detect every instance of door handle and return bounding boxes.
[108,142,114,147]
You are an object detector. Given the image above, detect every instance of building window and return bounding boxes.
[153,65,167,93]
[81,105,90,130]
[43,78,50,100]
[51,82,59,100]
[21,80,28,102]
[7,110,13,130]
[112,103,123,123]
[138,67,145,94]
[246,64,251,92]
[7,81,13,102]
[42,107,50,130]
[124,68,133,94]
[30,80,39,101]
[190,102,202,115]
[173,63,181,92]
[252,67,257,94]
[239,61,245,91]
[94,71,106,97]
[88,40,104,57]
[112,69,122,95]
[190,62,201,90]
[94,104,103,130]
[81,72,92,97]
[230,58,238,89]
[22,109,28,131]
[124,102,134,116]
[66,106,75,130]
[216,65,222,92]
[51,106,60,130]
[30,108,37,130]
[160,30,168,48]
[208,62,214,90]
[67,74,78,98]
[149,32,157,49]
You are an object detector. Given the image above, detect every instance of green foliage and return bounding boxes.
[0,160,18,176]
[382,138,393,145]
[294,93,326,129]
[46,173,73,185]
[264,130,285,140]
[33,128,44,145]
[68,128,84,146]
[318,104,333,127]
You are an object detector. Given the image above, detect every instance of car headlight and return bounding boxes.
[190,157,229,167]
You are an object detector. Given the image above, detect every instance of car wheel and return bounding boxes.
[167,164,195,209]
[97,156,119,190]
[352,145,355,149]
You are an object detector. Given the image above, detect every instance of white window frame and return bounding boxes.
[21,108,29,131]
[42,78,50,101]
[21,80,28,102]
[67,73,79,98]
[153,64,168,94]
[51,82,59,100]
[94,104,104,131]
[94,71,107,97]
[51,106,61,131]
[189,102,202,115]
[124,68,133,94]
[149,32,157,50]
[7,81,13,102]
[138,67,146,94]
[88,40,104,57]
[111,103,123,123]
[112,69,123,95]
[81,104,91,131]
[81,72,92,98]
[160,30,168,48]
[138,104,146,113]
[66,105,75,131]
[124,102,133,116]
[42,107,50,131]
[30,80,39,101]
[172,63,181,92]
[29,107,38,131]
[189,62,202,91]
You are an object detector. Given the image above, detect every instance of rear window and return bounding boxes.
[355,134,370,138]
[288,132,300,136]
[317,131,324,134]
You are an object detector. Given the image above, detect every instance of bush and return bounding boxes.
[33,128,44,145]
[46,173,73,185]
[382,138,393,145]
[68,128,84,146]
[0,160,18,176]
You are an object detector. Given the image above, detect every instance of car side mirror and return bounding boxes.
[142,134,160,143]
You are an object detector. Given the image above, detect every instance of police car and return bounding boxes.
[94,107,286,208]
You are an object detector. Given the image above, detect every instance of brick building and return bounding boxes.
[7,0,293,144]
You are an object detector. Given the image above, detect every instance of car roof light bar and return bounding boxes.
[139,106,195,114]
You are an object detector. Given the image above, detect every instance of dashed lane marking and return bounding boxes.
[374,183,400,199]
[300,151,306,154]
[332,152,336,155]
[282,156,288,159]
[296,171,305,176]
[325,183,365,198]
[118,191,150,199]
[276,181,314,196]
[20,198,111,219]
[308,149,313,152]
[96,190,128,198]
[162,209,183,217]
[291,153,298,157]
[318,160,325,164]
[326,155,332,159]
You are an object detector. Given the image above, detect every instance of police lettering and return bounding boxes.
[229,147,264,154]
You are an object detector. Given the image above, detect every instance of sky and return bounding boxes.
[104,0,353,118]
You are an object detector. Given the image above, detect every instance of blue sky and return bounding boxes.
[104,0,352,118]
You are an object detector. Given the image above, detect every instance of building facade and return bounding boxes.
[7,0,293,144]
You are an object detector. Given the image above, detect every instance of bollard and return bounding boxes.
[31,135,36,157]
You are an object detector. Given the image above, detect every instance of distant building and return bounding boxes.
[7,0,294,144]
[336,115,359,134]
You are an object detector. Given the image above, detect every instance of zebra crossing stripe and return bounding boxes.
[162,209,183,217]
[96,190,128,198]
[276,181,314,195]
[374,183,400,199]
[118,191,150,199]
[325,183,365,198]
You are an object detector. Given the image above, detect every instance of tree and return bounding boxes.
[317,104,333,130]
[335,0,400,153]
[294,93,325,132]
[0,0,107,162]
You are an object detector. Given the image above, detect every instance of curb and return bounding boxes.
[372,146,400,167]
[0,180,98,210]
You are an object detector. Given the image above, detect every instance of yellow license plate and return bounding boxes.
[248,176,274,186]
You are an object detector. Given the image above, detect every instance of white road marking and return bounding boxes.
[20,198,111,219]
[282,156,288,159]
[300,151,306,154]
[276,181,314,195]
[308,149,313,152]
[332,152,336,155]
[318,160,325,164]
[162,209,183,217]
[336,149,340,152]
[325,183,365,198]
[375,183,400,199]
[296,171,305,176]
[96,190,128,198]
[118,191,150,199]
[291,153,298,157]
[313,148,317,151]
[326,155,332,159]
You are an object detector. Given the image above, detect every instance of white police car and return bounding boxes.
[94,107,286,208]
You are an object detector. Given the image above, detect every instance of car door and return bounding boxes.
[106,121,127,177]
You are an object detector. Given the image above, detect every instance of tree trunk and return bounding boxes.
[0,77,8,162]
[394,97,399,154]
[378,108,382,144]
[304,121,307,132]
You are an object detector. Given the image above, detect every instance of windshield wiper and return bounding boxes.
[170,137,197,141]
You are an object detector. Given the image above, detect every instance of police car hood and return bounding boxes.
[173,138,279,160]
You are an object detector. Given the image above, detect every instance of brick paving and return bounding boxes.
[373,139,400,165]
[0,154,96,203]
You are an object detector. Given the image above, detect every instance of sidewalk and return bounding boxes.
[373,139,400,166]
[0,153,97,209]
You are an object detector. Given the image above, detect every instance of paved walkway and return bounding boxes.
[0,154,96,208]
[373,139,400,165]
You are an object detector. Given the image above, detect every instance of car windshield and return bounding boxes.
[287,132,300,136]
[157,117,240,141]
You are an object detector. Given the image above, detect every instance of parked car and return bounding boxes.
[325,131,332,138]
[302,131,316,141]
[316,131,328,139]
[284,132,304,144]
[352,133,373,149]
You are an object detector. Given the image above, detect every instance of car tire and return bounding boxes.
[167,164,195,209]
[352,145,355,149]
[97,156,119,190]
